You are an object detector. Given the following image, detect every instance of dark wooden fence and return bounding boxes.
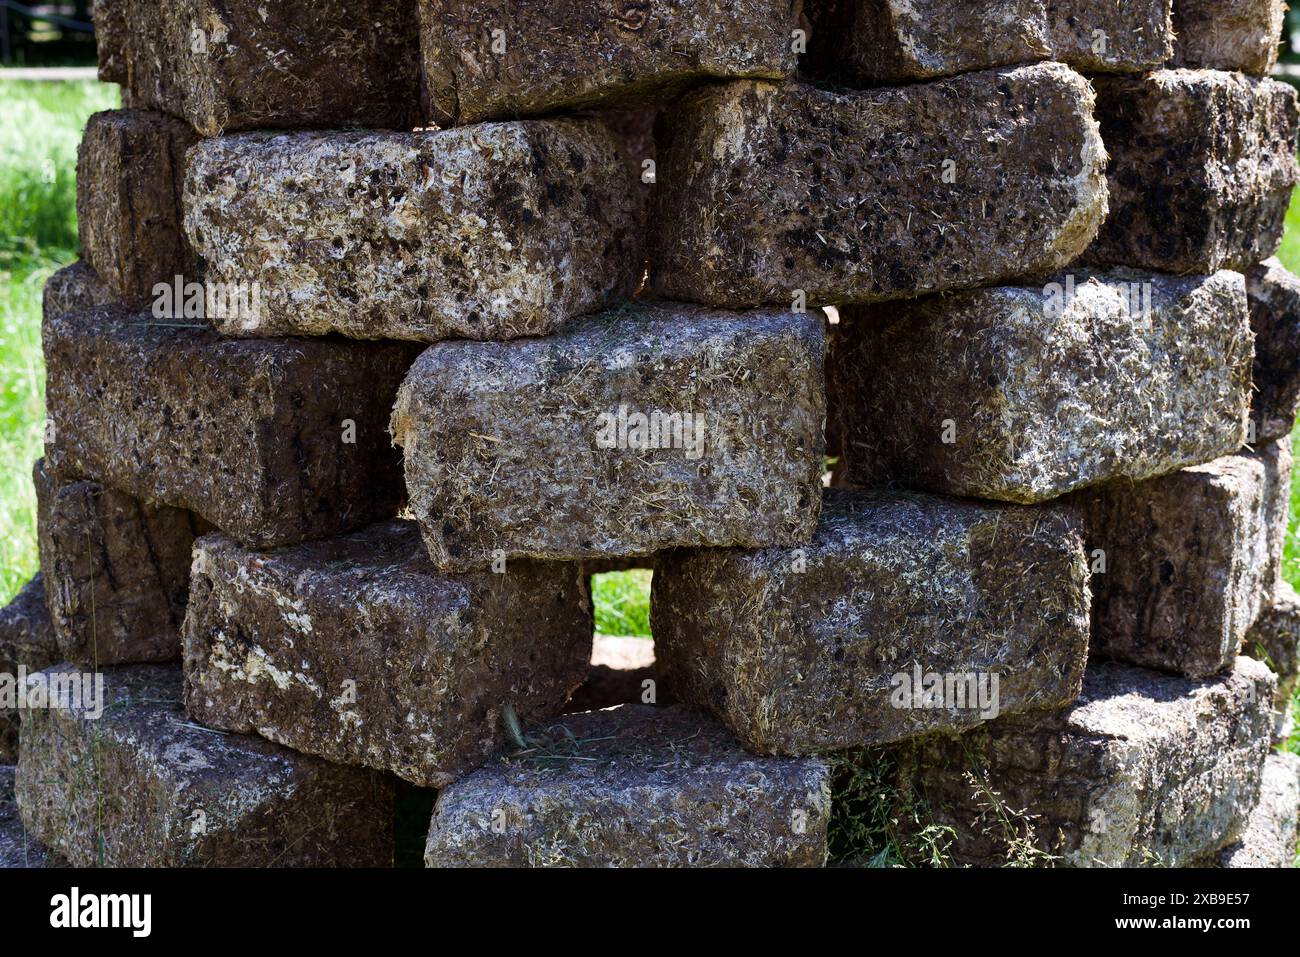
[0,1,95,66]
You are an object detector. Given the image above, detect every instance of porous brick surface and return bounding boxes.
[16,664,394,867]
[653,489,1091,754]
[183,521,592,788]
[425,705,831,867]
[649,63,1107,308]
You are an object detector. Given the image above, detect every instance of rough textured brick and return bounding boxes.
[1,767,57,869]
[91,0,127,85]
[76,110,198,303]
[1078,440,1291,679]
[832,269,1252,504]
[425,705,831,867]
[0,577,58,764]
[43,305,418,549]
[16,664,394,867]
[653,489,1091,755]
[35,459,205,666]
[419,0,799,125]
[1244,580,1300,740]
[183,522,592,788]
[42,261,114,322]
[1172,0,1286,76]
[1246,257,1300,442]
[805,0,1173,84]
[1212,752,1299,868]
[184,121,640,342]
[900,658,1275,867]
[117,0,421,136]
[1087,70,1300,274]
[649,63,1107,308]
[393,304,825,571]
[565,635,658,714]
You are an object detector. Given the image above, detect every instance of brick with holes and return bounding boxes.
[34,459,206,666]
[652,489,1091,754]
[425,705,831,867]
[1077,439,1292,679]
[649,63,1107,308]
[392,303,825,571]
[183,521,591,788]
[43,305,419,549]
[898,658,1275,867]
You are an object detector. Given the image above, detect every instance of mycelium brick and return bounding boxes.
[182,521,592,788]
[1086,70,1300,274]
[419,0,799,125]
[648,62,1107,308]
[91,0,127,85]
[804,0,1173,85]
[42,261,114,322]
[899,658,1276,867]
[652,489,1091,755]
[1077,440,1292,679]
[0,576,58,764]
[34,459,205,666]
[16,664,394,867]
[1244,580,1300,740]
[1211,752,1299,868]
[43,305,419,549]
[115,0,421,136]
[1,767,56,869]
[1172,0,1286,76]
[831,269,1253,504]
[424,705,831,867]
[392,303,825,572]
[76,110,199,303]
[183,121,640,342]
[1246,258,1300,442]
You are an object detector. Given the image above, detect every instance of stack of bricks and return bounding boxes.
[2,0,1300,868]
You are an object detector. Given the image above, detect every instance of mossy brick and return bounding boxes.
[418,0,799,125]
[831,269,1253,504]
[183,121,640,342]
[424,705,831,867]
[648,63,1107,308]
[76,110,199,304]
[42,261,115,322]
[16,664,394,867]
[1246,257,1300,442]
[565,635,659,714]
[0,577,58,764]
[182,521,592,789]
[1172,0,1286,76]
[35,459,206,667]
[115,0,421,136]
[43,305,419,549]
[1244,580,1300,739]
[652,489,1091,756]
[1210,752,1299,868]
[392,303,825,572]
[899,658,1276,867]
[1078,440,1291,679]
[1086,70,1300,274]
[805,0,1173,85]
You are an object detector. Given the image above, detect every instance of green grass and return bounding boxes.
[592,570,652,638]
[0,79,117,602]
[1275,195,1300,764]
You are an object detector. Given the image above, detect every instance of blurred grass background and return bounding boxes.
[0,78,1296,758]
[0,79,117,602]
